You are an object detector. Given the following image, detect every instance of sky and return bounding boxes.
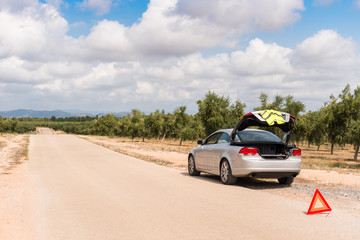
[0,0,360,114]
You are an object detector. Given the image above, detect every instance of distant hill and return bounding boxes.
[0,109,130,118]
[96,112,130,118]
[0,109,73,118]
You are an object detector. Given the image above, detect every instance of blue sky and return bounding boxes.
[57,0,360,49]
[254,0,360,48]
[60,0,150,37]
[1,0,360,114]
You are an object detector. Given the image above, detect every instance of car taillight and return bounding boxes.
[239,147,258,155]
[292,149,301,156]
[243,112,252,117]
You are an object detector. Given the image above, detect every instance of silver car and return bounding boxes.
[188,110,301,185]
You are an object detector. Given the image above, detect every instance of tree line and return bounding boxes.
[295,84,360,160]
[0,84,359,160]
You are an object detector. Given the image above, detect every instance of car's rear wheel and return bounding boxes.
[220,160,237,185]
[278,176,294,185]
[188,155,200,176]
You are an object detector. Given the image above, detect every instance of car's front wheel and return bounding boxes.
[188,155,200,176]
[278,176,294,185]
[220,160,237,185]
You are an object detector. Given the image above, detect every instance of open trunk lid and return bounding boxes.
[230,110,296,145]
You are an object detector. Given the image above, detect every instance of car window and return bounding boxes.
[206,133,222,144]
[218,133,230,144]
[236,130,281,143]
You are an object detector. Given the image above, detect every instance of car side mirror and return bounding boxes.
[197,140,203,145]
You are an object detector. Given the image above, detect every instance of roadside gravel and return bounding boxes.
[0,134,29,174]
[0,134,38,240]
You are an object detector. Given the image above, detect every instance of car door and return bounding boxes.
[195,132,222,172]
[209,132,230,173]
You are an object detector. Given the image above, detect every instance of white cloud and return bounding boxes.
[136,81,154,95]
[0,0,359,113]
[71,62,135,91]
[179,53,230,79]
[78,0,113,16]
[83,20,132,60]
[0,0,305,61]
[0,57,40,83]
[126,0,222,56]
[229,38,293,76]
[45,0,64,9]
[125,0,304,56]
[0,0,36,12]
[291,30,357,69]
[355,0,360,8]
[35,79,64,92]
[0,3,68,60]
[175,0,304,31]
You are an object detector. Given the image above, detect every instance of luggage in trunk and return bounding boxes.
[232,141,290,159]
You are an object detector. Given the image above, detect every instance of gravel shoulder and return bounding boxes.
[0,134,39,240]
[0,134,29,174]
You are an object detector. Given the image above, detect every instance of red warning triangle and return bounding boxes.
[307,189,332,215]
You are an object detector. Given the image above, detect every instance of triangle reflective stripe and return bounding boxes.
[307,189,332,215]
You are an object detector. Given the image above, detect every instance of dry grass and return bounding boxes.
[299,142,360,171]
[92,141,174,166]
[123,137,197,153]
[10,135,30,165]
[0,140,7,149]
[0,134,30,174]
[79,136,194,170]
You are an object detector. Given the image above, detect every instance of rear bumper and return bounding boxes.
[233,169,300,178]
[231,156,301,178]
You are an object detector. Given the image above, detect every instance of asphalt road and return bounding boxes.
[29,134,360,240]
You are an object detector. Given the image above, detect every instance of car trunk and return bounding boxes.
[232,141,294,159]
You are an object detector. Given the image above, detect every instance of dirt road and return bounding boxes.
[29,134,360,240]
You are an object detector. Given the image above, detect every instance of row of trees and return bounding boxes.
[295,85,360,159]
[0,117,37,133]
[0,84,359,160]
[246,84,359,160]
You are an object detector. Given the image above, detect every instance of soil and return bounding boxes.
[0,134,38,240]
[0,134,29,174]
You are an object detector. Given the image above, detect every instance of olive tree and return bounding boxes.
[197,91,231,136]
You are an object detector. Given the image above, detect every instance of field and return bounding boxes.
[300,143,360,170]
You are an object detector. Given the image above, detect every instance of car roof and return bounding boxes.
[217,128,264,135]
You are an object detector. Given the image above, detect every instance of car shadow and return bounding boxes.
[180,172,290,190]
[235,177,290,190]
